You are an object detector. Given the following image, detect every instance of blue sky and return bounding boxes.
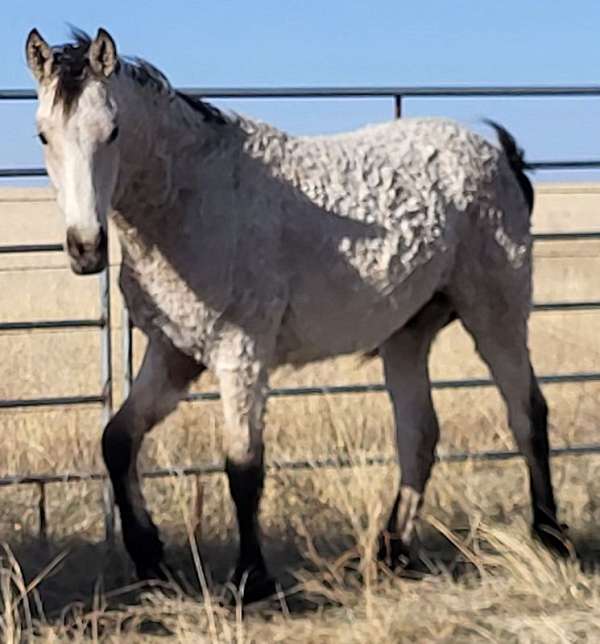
[1,1,599,183]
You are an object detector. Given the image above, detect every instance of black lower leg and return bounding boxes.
[528,382,558,526]
[385,494,401,533]
[225,456,266,579]
[102,423,164,579]
[378,487,427,570]
[526,380,571,556]
[225,456,276,603]
[379,430,437,568]
[378,493,410,566]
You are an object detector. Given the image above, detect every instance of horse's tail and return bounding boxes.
[484,119,534,213]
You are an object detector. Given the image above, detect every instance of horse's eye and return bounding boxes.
[107,126,119,144]
[38,132,48,145]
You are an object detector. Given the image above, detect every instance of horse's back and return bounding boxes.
[271,118,531,365]
[280,117,507,245]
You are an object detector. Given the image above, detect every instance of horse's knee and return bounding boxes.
[225,434,263,468]
[222,404,264,468]
[225,454,266,576]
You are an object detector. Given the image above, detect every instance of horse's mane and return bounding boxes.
[51,27,227,125]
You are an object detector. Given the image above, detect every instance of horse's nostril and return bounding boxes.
[66,230,84,258]
[66,228,106,258]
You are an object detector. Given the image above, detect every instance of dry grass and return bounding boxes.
[1,348,600,642]
[1,325,600,643]
[1,185,600,640]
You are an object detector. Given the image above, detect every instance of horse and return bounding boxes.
[26,27,571,601]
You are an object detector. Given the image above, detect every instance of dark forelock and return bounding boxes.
[51,28,94,117]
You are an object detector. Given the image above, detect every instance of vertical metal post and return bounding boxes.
[122,304,133,399]
[394,94,402,118]
[99,260,115,541]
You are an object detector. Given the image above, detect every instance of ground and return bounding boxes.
[2,332,600,642]
[1,184,600,641]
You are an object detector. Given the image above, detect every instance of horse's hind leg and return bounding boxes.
[379,294,455,568]
[102,333,204,579]
[452,290,571,556]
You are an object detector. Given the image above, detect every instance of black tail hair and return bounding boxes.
[484,119,534,213]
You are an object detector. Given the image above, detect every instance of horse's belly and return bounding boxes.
[275,254,449,365]
[275,302,404,365]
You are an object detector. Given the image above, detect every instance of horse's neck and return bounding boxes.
[109,85,295,269]
[112,91,286,214]
[113,83,230,212]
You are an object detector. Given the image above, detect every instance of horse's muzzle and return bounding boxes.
[66,227,108,275]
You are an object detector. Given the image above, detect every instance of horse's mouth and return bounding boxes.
[70,255,107,275]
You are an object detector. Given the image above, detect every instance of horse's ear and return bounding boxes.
[25,29,53,83]
[89,28,118,78]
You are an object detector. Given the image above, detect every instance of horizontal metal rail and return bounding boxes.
[0,319,104,331]
[3,85,600,101]
[0,243,63,254]
[0,168,47,178]
[180,85,600,99]
[2,233,600,250]
[532,301,600,312]
[0,234,597,256]
[13,368,600,411]
[533,231,600,241]
[0,394,104,410]
[529,161,600,171]
[4,160,600,179]
[2,442,600,488]
[185,371,600,403]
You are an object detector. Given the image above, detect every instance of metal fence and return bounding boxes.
[2,85,600,538]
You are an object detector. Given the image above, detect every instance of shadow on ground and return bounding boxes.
[4,523,598,633]
[5,529,349,618]
[1,525,462,611]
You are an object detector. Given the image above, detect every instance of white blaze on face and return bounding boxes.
[36,80,120,273]
[39,81,119,237]
[26,28,121,274]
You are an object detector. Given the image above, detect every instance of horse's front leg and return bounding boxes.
[217,359,274,603]
[102,333,204,579]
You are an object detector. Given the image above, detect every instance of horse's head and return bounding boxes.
[26,28,121,274]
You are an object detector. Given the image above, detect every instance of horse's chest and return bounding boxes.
[118,249,287,368]
[119,260,219,361]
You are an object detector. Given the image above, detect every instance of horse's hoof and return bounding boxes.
[533,522,575,559]
[124,525,166,582]
[228,566,277,605]
[134,548,171,583]
[377,531,412,570]
[377,531,438,579]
